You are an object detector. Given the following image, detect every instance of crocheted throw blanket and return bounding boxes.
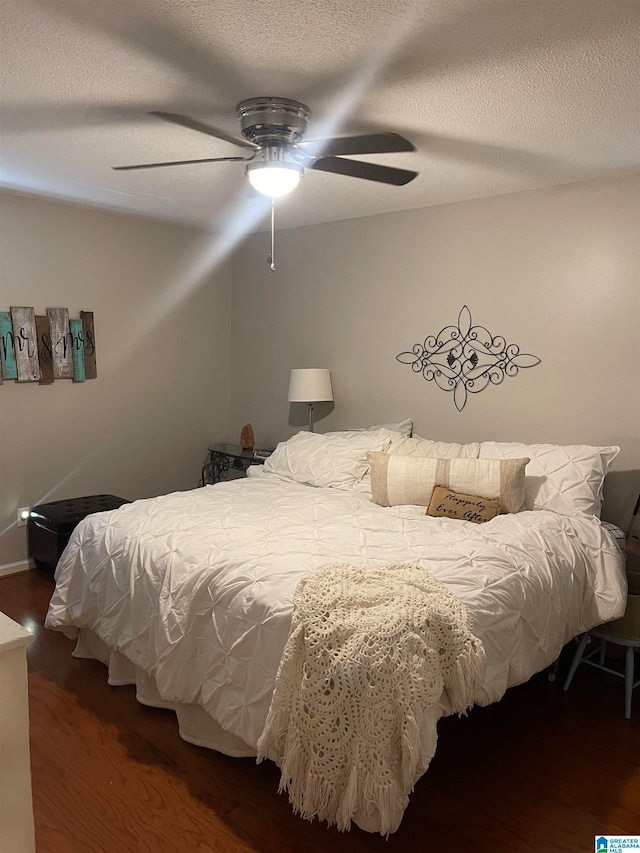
[257,563,486,835]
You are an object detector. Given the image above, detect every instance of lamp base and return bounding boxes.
[308,403,314,432]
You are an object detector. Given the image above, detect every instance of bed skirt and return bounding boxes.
[71,628,428,833]
[73,629,256,758]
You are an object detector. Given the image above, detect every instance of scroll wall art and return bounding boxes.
[396,305,540,411]
[0,307,96,385]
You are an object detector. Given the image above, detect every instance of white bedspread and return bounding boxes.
[45,472,626,772]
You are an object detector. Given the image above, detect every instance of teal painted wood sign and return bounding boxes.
[0,307,97,385]
[0,311,18,381]
[69,318,85,383]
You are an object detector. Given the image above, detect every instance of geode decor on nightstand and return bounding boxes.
[240,424,255,450]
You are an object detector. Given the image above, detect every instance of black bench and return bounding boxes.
[28,494,130,572]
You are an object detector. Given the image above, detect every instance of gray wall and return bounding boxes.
[1,174,637,567]
[230,174,640,528]
[0,192,231,566]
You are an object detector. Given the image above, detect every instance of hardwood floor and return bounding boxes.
[1,569,638,853]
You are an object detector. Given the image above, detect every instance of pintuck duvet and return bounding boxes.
[45,470,627,830]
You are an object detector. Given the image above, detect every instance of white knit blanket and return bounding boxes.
[257,563,486,834]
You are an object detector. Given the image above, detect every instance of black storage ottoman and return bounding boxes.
[28,494,130,572]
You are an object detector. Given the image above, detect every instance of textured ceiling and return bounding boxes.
[1,0,639,233]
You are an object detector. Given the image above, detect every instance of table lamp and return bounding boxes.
[288,368,333,432]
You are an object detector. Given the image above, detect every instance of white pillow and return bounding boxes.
[478,442,620,518]
[389,434,480,458]
[368,418,413,437]
[264,429,393,489]
[327,418,413,438]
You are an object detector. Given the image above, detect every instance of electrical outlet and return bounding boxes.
[17,506,30,527]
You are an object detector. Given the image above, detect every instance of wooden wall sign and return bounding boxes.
[69,319,85,383]
[47,307,73,380]
[80,311,97,379]
[35,315,54,385]
[0,311,18,381]
[10,306,41,383]
[0,307,97,386]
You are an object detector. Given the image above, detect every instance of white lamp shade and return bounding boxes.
[288,369,333,403]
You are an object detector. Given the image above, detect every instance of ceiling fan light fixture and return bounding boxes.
[247,161,303,197]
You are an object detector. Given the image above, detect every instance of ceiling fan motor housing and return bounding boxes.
[236,97,311,146]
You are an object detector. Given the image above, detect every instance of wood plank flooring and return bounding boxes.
[1,569,638,853]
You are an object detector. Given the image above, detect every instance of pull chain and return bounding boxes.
[268,196,276,271]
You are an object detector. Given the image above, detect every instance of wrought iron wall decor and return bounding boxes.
[0,307,96,385]
[396,305,541,411]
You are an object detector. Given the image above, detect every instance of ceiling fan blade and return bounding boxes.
[311,156,417,186]
[113,156,248,171]
[150,112,256,151]
[299,132,414,158]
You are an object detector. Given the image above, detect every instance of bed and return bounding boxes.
[45,426,627,833]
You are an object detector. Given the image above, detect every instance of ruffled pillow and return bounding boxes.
[479,442,619,518]
[389,434,480,458]
[326,418,413,438]
[265,429,393,489]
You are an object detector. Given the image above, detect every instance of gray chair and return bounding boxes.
[563,625,640,719]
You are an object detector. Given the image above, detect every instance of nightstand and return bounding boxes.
[208,444,269,484]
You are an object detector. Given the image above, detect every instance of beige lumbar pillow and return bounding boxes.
[427,486,500,524]
[367,452,530,514]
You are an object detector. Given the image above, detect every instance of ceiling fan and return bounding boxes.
[113,97,418,197]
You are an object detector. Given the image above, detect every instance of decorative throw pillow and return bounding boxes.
[426,486,500,524]
[389,434,480,458]
[264,429,393,489]
[478,442,620,518]
[367,452,529,513]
